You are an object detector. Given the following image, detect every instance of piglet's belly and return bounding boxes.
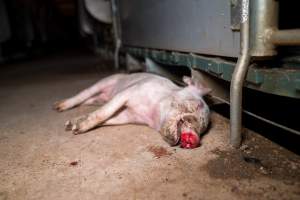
[127,105,160,129]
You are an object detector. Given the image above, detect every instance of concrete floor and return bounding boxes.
[0,50,299,200]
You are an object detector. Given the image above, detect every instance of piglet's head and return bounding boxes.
[160,99,210,149]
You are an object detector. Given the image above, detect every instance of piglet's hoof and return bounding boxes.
[64,117,87,135]
[65,121,82,134]
[65,120,73,131]
[53,101,66,112]
[71,124,82,135]
[64,121,81,134]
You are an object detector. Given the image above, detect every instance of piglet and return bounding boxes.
[53,73,210,149]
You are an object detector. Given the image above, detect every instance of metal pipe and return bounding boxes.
[250,0,300,56]
[250,0,278,57]
[270,29,300,45]
[230,0,251,148]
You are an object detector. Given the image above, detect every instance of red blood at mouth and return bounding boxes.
[180,132,200,149]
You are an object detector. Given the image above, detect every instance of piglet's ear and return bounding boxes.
[183,75,212,96]
[192,77,212,96]
[189,69,212,96]
[183,76,193,85]
[198,86,212,96]
[193,78,212,95]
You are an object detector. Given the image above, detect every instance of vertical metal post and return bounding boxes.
[230,0,251,148]
[250,0,300,54]
[250,0,278,57]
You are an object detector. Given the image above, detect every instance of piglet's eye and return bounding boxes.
[182,116,197,124]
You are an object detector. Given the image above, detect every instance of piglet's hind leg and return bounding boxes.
[53,74,123,112]
[82,95,106,106]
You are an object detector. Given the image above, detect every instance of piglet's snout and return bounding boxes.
[180,131,200,149]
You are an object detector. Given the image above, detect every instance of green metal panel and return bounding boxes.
[126,47,300,99]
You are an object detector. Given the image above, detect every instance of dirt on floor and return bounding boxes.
[0,50,299,200]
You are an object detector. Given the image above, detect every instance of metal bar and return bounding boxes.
[270,29,300,46]
[243,110,300,136]
[250,1,300,56]
[230,0,251,148]
[250,0,278,57]
[211,95,300,136]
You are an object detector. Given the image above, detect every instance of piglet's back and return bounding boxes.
[111,73,180,98]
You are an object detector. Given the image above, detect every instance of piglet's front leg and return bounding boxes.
[66,88,132,134]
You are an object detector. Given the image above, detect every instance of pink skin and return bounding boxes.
[53,73,210,148]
